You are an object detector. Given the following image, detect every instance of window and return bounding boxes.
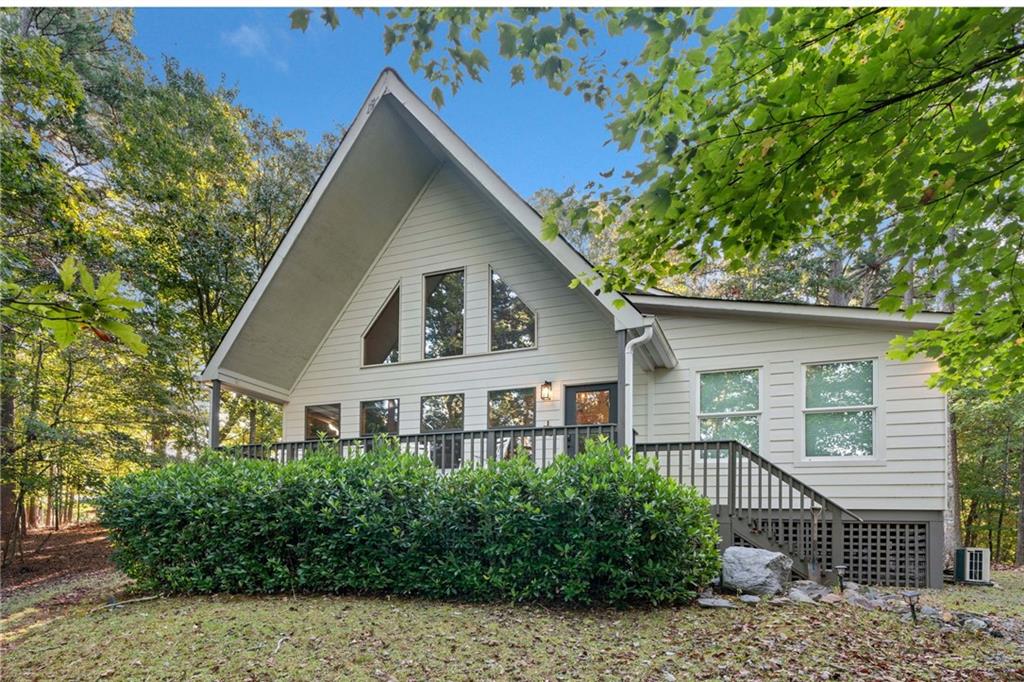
[363,286,400,365]
[423,269,464,359]
[804,360,875,458]
[698,369,760,452]
[420,394,465,432]
[490,268,536,351]
[360,399,399,436]
[487,388,536,428]
[305,404,340,440]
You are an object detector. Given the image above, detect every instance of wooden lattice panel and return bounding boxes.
[843,521,928,588]
[734,518,928,588]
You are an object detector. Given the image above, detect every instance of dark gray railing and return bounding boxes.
[634,440,862,580]
[229,424,618,469]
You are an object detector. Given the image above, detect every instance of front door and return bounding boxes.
[564,383,618,425]
[564,383,618,454]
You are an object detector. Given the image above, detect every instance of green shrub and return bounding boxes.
[97,439,720,604]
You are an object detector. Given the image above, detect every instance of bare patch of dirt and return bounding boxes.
[1,522,113,596]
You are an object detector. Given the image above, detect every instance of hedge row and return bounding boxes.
[97,440,720,604]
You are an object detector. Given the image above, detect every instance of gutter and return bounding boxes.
[623,324,655,450]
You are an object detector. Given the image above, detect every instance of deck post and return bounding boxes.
[616,330,627,449]
[208,379,221,450]
[831,504,844,584]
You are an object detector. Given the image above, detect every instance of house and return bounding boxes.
[199,69,950,588]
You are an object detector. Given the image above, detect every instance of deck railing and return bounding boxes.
[635,440,861,579]
[229,423,618,469]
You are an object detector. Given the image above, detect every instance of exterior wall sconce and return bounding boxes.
[540,381,553,401]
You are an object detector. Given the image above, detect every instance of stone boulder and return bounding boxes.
[721,546,793,596]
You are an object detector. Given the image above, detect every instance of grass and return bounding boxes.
[3,578,1022,681]
[920,568,1024,619]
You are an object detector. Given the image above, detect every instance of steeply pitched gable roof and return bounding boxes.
[200,69,646,401]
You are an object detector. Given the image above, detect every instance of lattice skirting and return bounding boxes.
[734,517,931,588]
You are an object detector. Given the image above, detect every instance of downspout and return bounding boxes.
[623,324,654,450]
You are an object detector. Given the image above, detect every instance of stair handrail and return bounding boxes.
[712,440,864,523]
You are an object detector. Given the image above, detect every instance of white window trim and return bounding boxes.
[360,281,401,368]
[422,266,467,361]
[693,366,764,456]
[796,357,885,465]
[487,265,538,354]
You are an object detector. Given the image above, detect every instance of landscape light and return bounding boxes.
[902,591,921,624]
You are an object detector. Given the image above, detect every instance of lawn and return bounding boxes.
[2,526,1023,681]
[921,567,1024,619]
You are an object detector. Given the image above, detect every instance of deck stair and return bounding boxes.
[634,440,862,582]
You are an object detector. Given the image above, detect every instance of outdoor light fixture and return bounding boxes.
[540,381,553,401]
[902,591,921,624]
[834,564,847,593]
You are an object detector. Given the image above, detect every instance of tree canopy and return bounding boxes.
[301,7,1024,397]
[1,8,338,554]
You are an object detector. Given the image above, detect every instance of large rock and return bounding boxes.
[721,546,793,596]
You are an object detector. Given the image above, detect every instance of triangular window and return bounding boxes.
[363,286,400,365]
[490,268,536,351]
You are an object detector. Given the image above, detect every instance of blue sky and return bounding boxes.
[133,8,655,199]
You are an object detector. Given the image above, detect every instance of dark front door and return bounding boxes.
[564,383,618,454]
[564,383,618,425]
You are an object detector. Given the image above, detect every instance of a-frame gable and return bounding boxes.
[201,69,646,399]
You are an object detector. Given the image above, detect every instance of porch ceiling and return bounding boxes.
[215,98,439,392]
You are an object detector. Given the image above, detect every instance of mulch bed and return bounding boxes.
[1,522,114,597]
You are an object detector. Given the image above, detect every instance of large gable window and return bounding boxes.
[490,268,536,351]
[360,399,399,436]
[698,369,760,453]
[487,388,536,428]
[803,360,875,458]
[424,269,464,359]
[363,286,400,365]
[305,404,340,440]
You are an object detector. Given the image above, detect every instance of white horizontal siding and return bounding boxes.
[638,313,946,511]
[284,163,618,438]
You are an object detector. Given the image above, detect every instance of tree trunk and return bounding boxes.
[945,407,962,564]
[902,259,915,309]
[248,400,257,445]
[1018,433,1024,565]
[827,258,850,306]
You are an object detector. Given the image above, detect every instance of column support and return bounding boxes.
[209,379,221,450]
[616,330,627,449]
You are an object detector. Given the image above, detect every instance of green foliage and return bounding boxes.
[97,441,720,604]
[950,390,1024,562]
[2,257,146,353]
[307,8,1024,397]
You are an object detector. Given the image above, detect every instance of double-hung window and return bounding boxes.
[803,360,875,458]
[697,368,760,454]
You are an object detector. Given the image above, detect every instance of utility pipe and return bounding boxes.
[623,324,654,450]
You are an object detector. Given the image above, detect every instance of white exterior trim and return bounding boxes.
[794,356,887,467]
[628,294,947,330]
[692,365,766,457]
